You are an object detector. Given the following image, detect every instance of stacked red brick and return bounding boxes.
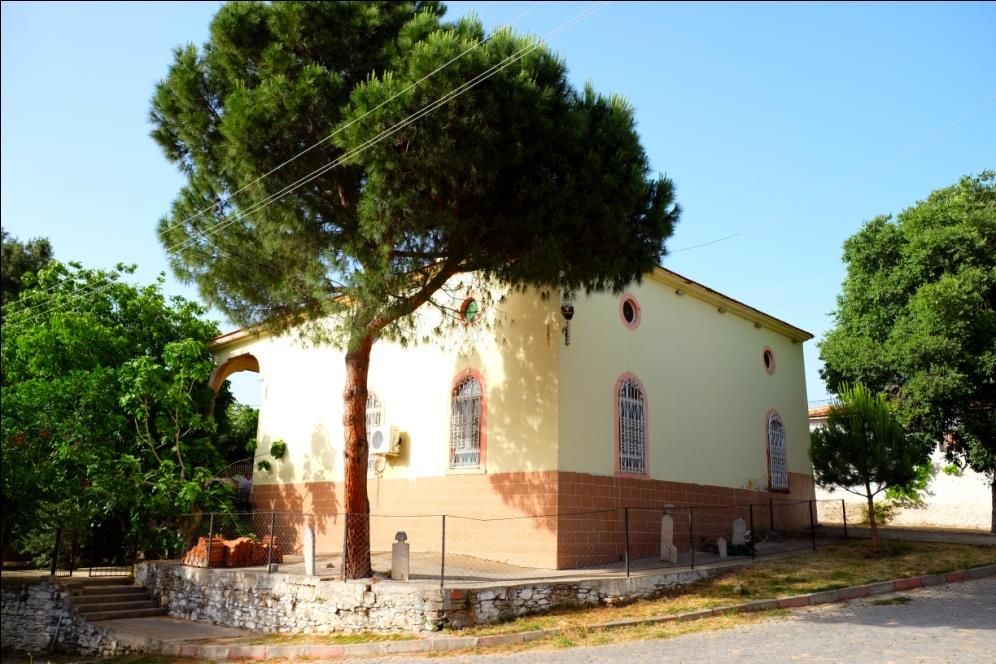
[182,535,283,568]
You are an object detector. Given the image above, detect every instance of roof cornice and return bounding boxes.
[210,267,814,350]
[649,267,814,343]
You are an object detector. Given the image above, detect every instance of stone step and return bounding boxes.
[75,599,159,614]
[78,606,168,622]
[79,584,147,596]
[72,576,131,584]
[61,577,132,591]
[72,591,151,605]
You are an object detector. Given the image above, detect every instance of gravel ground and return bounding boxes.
[335,576,996,663]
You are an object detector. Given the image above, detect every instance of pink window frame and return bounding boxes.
[619,293,642,330]
[614,372,650,478]
[765,408,789,492]
[448,368,487,471]
[762,346,776,375]
[459,296,481,327]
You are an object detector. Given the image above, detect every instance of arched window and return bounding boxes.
[366,392,383,430]
[617,375,647,475]
[767,412,788,490]
[450,374,484,469]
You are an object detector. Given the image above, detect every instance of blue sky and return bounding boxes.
[2,1,994,405]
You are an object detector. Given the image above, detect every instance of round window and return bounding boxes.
[460,298,480,324]
[619,294,641,329]
[763,348,776,375]
[622,300,636,323]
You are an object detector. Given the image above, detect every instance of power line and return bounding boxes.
[6,3,594,328]
[669,93,996,260]
[670,233,740,253]
[171,1,606,257]
[847,93,996,186]
[2,2,547,316]
[4,2,609,331]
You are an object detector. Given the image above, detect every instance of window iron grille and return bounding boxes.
[450,377,482,468]
[618,378,646,474]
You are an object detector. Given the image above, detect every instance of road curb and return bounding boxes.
[146,562,996,660]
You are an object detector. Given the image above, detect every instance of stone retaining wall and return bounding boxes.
[0,578,64,652]
[0,578,151,656]
[136,561,715,633]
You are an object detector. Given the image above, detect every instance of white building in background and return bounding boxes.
[809,403,991,530]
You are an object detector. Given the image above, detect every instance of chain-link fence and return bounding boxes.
[176,512,317,569]
[98,498,853,582]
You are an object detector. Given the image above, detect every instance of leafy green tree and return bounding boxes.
[820,172,996,532]
[883,460,935,508]
[810,384,929,553]
[1,228,54,312]
[151,1,680,576]
[1,262,232,561]
[215,401,260,464]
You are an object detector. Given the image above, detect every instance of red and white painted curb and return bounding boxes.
[154,564,995,660]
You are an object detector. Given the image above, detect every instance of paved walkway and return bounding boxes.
[89,616,247,643]
[157,538,821,589]
[823,525,996,547]
[331,577,996,663]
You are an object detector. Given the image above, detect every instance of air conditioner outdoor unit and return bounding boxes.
[369,425,401,456]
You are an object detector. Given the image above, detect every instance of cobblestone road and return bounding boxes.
[338,577,996,663]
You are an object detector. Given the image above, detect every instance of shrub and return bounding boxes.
[860,500,896,526]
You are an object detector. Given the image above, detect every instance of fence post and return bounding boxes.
[688,507,695,570]
[841,498,849,540]
[624,507,630,578]
[769,496,775,532]
[67,532,77,577]
[809,500,816,551]
[206,514,215,569]
[340,512,349,581]
[266,512,276,573]
[439,515,447,589]
[748,504,756,561]
[50,527,62,576]
[128,532,137,573]
[88,533,96,578]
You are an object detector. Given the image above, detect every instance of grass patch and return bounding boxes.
[873,596,913,606]
[452,541,995,638]
[442,610,791,657]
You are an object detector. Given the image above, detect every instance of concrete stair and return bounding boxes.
[63,577,167,621]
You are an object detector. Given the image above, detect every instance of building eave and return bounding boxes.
[210,325,265,352]
[210,267,815,351]
[649,267,814,344]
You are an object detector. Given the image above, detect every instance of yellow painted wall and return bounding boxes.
[213,270,812,496]
[557,272,811,490]
[212,282,561,487]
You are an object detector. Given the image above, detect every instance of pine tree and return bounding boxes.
[151,2,680,576]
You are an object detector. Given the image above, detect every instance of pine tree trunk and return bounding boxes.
[865,481,878,555]
[342,334,373,578]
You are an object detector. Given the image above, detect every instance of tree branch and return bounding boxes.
[367,262,457,335]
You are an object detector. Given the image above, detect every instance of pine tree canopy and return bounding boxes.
[151,1,681,576]
[150,1,679,344]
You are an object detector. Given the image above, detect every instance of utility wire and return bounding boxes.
[170,1,606,258]
[4,2,609,331]
[669,92,996,259]
[1,2,547,315]
[670,233,740,254]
